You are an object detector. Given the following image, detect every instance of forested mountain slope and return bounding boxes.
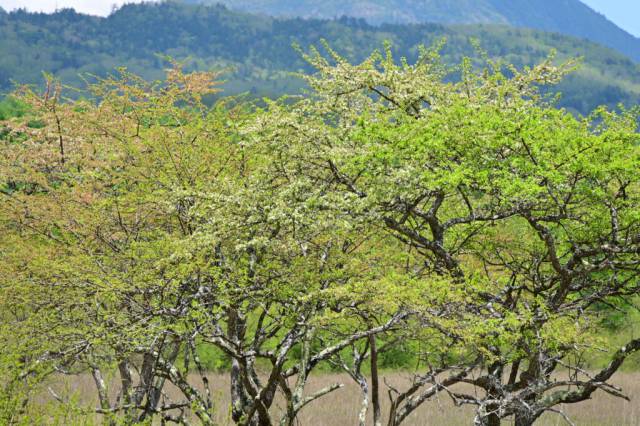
[202,0,640,62]
[1,2,639,113]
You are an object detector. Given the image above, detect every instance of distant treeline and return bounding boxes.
[1,2,640,113]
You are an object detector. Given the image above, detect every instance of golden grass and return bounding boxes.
[42,371,640,425]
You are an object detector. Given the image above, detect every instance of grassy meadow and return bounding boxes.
[38,371,640,425]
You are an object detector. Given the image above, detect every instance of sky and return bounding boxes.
[0,0,639,37]
[0,0,148,16]
[581,0,640,36]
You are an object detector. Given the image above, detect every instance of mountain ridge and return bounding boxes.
[0,2,639,115]
[190,0,640,62]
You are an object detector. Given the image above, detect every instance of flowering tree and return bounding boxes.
[1,45,639,426]
[0,66,421,425]
[254,43,640,425]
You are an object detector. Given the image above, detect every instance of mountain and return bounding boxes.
[1,2,639,114]
[196,0,640,62]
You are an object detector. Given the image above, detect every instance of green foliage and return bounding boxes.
[198,0,640,62]
[1,42,639,425]
[0,96,28,119]
[253,44,640,421]
[1,3,640,114]
[0,63,431,424]
[194,344,232,372]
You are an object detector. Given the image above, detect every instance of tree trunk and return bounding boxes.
[369,335,382,426]
[117,359,134,422]
[229,308,251,424]
[514,413,535,426]
[476,411,501,426]
[356,377,369,426]
[481,362,503,426]
[485,413,501,426]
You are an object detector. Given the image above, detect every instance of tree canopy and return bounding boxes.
[1,45,639,426]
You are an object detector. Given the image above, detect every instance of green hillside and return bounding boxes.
[1,2,639,113]
[203,0,640,61]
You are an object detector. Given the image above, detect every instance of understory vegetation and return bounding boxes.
[1,44,639,426]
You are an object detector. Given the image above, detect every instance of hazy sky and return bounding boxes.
[0,0,639,37]
[0,0,148,16]
[581,0,640,36]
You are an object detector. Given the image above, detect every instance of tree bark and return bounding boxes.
[481,362,503,426]
[370,335,382,426]
[229,308,251,424]
[514,413,536,426]
[485,414,501,426]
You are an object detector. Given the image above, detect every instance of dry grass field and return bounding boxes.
[41,371,640,425]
